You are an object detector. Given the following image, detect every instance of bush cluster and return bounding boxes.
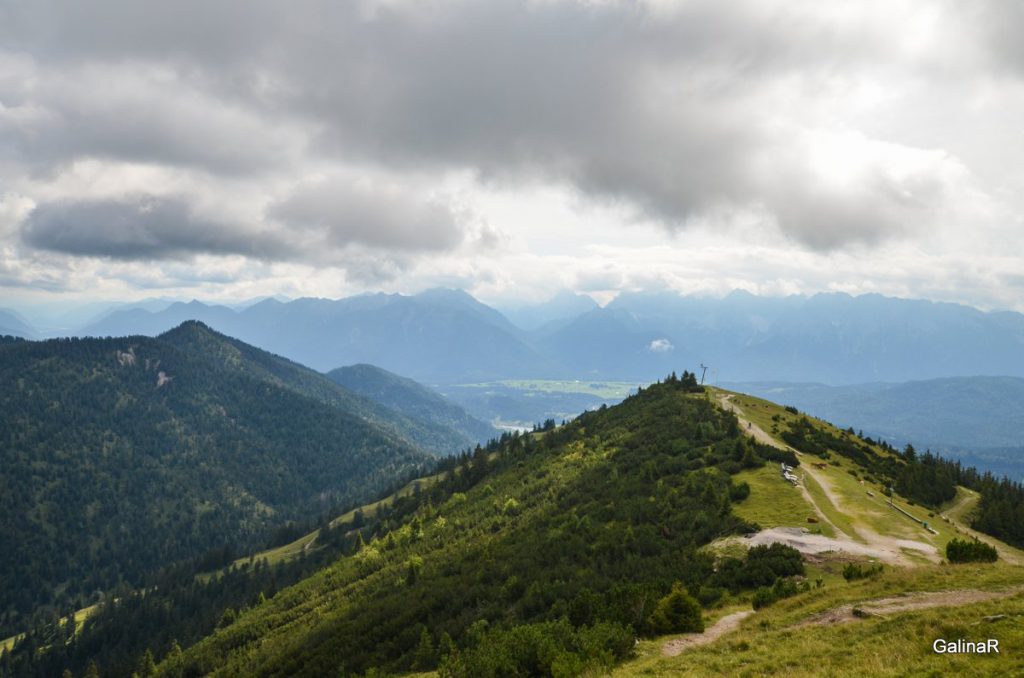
[946,538,998,563]
[842,563,884,581]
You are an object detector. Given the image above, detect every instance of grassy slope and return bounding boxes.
[161,383,754,676]
[618,564,1024,677]
[199,473,448,578]
[730,466,836,539]
[613,389,1024,677]
[1,604,99,655]
[714,389,1002,555]
[165,384,1024,677]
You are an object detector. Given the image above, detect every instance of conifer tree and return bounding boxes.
[412,627,436,670]
[136,649,156,677]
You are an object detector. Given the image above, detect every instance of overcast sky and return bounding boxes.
[1,0,1023,313]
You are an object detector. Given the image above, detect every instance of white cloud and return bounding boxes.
[0,1,1022,311]
[648,338,674,353]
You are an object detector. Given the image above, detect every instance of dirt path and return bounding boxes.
[717,394,784,450]
[717,393,939,565]
[659,587,1022,657]
[718,394,847,538]
[793,588,1024,628]
[661,610,755,656]
[944,491,978,522]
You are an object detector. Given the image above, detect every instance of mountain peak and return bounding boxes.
[161,319,213,334]
[157,320,224,345]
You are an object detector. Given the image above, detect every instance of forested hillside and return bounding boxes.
[0,331,432,640]
[327,363,497,446]
[160,322,478,455]
[153,375,803,677]
[5,376,1024,676]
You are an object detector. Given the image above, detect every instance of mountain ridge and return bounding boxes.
[77,289,1024,385]
[150,379,1023,677]
[327,363,498,447]
[0,326,434,639]
[158,321,476,455]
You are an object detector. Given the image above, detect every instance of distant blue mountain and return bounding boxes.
[85,300,239,338]
[0,308,36,339]
[498,291,599,331]
[78,289,1024,385]
[538,291,1024,384]
[81,289,557,382]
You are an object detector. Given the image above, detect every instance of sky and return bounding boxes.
[1,0,1023,315]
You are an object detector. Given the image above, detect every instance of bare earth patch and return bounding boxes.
[661,610,755,657]
[723,527,933,565]
[793,588,1023,628]
[716,394,939,565]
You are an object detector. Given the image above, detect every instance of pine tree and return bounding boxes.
[648,583,703,634]
[136,649,156,677]
[741,444,758,469]
[412,627,436,670]
[438,631,456,661]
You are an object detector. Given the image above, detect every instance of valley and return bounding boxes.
[439,379,637,431]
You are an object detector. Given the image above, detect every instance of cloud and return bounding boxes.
[21,195,287,260]
[648,338,674,353]
[21,181,469,267]
[0,55,300,175]
[0,0,1022,309]
[0,0,994,252]
[268,178,465,253]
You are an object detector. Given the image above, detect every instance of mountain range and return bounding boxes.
[75,289,1024,385]
[82,290,550,382]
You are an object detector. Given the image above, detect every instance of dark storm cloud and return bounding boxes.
[22,185,465,263]
[22,196,289,260]
[0,0,990,253]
